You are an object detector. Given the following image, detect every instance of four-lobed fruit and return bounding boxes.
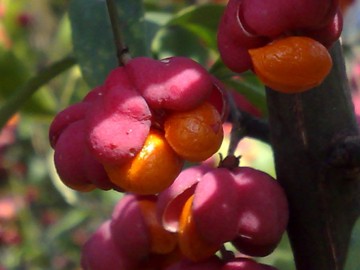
[50,5,294,266]
[217,0,341,92]
[50,56,225,195]
[82,194,181,270]
[82,178,286,269]
[157,164,289,261]
[45,0,316,267]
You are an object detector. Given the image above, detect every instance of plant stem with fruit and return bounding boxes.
[266,41,360,270]
[106,0,131,66]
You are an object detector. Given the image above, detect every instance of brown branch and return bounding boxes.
[265,41,360,270]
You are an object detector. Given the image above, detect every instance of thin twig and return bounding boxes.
[237,110,270,144]
[227,90,245,156]
[106,0,131,66]
[226,89,271,156]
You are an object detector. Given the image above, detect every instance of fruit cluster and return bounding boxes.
[217,0,343,93]
[81,162,289,269]
[49,56,224,194]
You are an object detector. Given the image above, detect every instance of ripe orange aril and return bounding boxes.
[178,195,219,261]
[164,102,224,162]
[249,36,332,93]
[104,129,184,195]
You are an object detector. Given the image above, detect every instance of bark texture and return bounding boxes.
[266,42,360,270]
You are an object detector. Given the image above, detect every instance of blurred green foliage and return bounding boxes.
[0,0,359,269]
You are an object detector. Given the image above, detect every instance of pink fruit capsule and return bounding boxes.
[110,194,151,261]
[54,120,114,191]
[166,256,222,270]
[222,257,278,270]
[240,0,338,37]
[217,0,268,73]
[231,167,289,257]
[125,56,213,111]
[54,121,96,192]
[157,165,212,232]
[85,71,151,165]
[49,102,89,148]
[192,168,240,246]
[81,220,136,270]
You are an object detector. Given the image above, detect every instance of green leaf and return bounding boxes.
[168,4,225,50]
[0,50,57,116]
[69,0,147,88]
[47,209,89,240]
[210,59,268,117]
[21,86,57,116]
[0,56,76,130]
[345,217,360,270]
[225,76,268,117]
[152,25,210,65]
[144,11,173,54]
[0,49,29,97]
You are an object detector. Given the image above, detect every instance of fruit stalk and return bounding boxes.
[265,41,360,270]
[106,0,131,66]
[226,89,270,156]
